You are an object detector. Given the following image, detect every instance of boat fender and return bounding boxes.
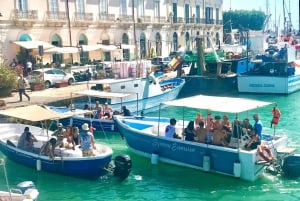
[113,154,132,180]
[151,153,159,165]
[233,162,241,177]
[36,159,41,171]
[203,155,210,172]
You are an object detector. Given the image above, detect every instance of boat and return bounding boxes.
[49,75,185,132]
[113,95,300,181]
[0,158,39,201]
[0,105,132,179]
[237,44,300,94]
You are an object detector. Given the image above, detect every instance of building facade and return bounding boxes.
[0,0,223,65]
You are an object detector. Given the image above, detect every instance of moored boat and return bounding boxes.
[114,95,299,181]
[0,105,131,179]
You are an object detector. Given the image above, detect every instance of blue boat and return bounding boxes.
[114,95,299,181]
[50,76,185,132]
[0,105,131,179]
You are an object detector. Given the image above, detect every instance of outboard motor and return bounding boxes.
[113,154,132,180]
[282,154,300,178]
[15,181,39,200]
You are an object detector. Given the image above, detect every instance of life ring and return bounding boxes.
[258,145,274,162]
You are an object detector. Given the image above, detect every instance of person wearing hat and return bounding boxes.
[78,123,96,157]
[51,123,66,148]
[17,75,30,102]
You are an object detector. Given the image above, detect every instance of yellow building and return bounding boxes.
[0,0,223,66]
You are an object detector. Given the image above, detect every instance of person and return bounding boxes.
[212,116,228,146]
[42,137,57,158]
[16,61,24,77]
[17,127,37,151]
[241,118,253,135]
[221,115,232,134]
[102,102,113,119]
[244,129,261,150]
[194,112,203,127]
[78,123,96,157]
[72,126,79,145]
[253,113,263,140]
[165,118,178,138]
[52,123,66,148]
[121,106,131,116]
[94,101,102,111]
[93,109,103,119]
[17,75,30,102]
[64,125,74,149]
[205,112,214,131]
[195,121,207,143]
[10,58,17,68]
[183,121,195,141]
[26,59,32,75]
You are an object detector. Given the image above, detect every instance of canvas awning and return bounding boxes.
[13,41,54,49]
[163,95,273,113]
[72,90,132,99]
[44,46,80,54]
[0,105,90,122]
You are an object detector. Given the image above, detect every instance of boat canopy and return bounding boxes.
[72,90,133,98]
[163,95,273,113]
[0,105,89,121]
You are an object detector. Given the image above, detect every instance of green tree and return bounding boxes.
[0,65,17,97]
[223,10,266,32]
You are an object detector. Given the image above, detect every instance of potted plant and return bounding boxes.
[30,75,45,91]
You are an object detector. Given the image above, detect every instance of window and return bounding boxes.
[76,0,84,13]
[172,3,177,23]
[121,0,127,15]
[138,0,144,17]
[185,4,189,23]
[18,0,28,11]
[99,0,107,14]
[205,7,213,23]
[216,8,219,22]
[196,5,200,23]
[154,0,160,19]
[49,0,59,12]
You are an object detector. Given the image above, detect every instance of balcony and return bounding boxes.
[45,11,67,26]
[153,16,167,24]
[118,15,133,22]
[12,9,38,25]
[74,12,93,26]
[98,13,115,22]
[137,16,151,23]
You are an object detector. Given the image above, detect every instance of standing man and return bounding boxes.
[253,113,263,140]
[78,123,96,157]
[17,75,30,102]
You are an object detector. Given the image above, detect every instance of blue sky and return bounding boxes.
[223,0,299,31]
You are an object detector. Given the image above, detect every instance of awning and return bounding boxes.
[163,95,273,113]
[121,44,135,49]
[44,46,80,54]
[13,41,54,49]
[72,90,132,98]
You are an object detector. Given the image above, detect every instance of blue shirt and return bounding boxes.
[165,125,175,138]
[254,120,263,140]
[78,131,94,150]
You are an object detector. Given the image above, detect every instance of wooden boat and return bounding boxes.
[0,158,39,201]
[113,95,299,181]
[0,105,131,179]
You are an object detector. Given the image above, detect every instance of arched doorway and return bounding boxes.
[172,32,178,51]
[155,32,162,56]
[185,32,190,50]
[101,32,111,61]
[17,34,32,70]
[79,34,88,64]
[122,33,130,61]
[140,33,146,59]
[51,34,62,64]
[19,34,31,41]
[215,32,220,47]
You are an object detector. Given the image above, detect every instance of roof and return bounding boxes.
[163,95,273,113]
[72,90,133,98]
[0,105,89,122]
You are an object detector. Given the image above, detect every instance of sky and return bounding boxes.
[223,0,299,31]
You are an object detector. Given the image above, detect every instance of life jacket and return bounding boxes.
[271,108,281,125]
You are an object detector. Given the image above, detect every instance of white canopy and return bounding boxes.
[163,95,273,113]
[0,105,89,122]
[72,90,132,99]
[13,41,54,49]
[121,44,135,49]
[44,46,80,54]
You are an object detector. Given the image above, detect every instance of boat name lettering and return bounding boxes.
[249,84,275,87]
[152,140,195,153]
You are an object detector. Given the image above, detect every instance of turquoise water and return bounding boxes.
[1,93,300,201]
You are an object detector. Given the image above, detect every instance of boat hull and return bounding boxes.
[238,75,300,94]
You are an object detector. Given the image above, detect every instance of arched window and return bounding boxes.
[172,32,178,51]
[140,33,146,59]
[51,34,62,64]
[79,34,88,64]
[185,32,190,50]
[155,32,162,56]
[122,33,130,61]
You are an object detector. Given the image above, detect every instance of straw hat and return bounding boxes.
[82,123,89,131]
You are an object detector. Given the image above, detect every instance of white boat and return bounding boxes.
[0,105,132,179]
[0,158,39,201]
[114,95,300,181]
[238,45,300,94]
[49,75,185,132]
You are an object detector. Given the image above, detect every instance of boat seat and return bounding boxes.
[7,139,17,147]
[276,147,296,155]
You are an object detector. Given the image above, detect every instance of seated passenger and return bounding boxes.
[221,115,232,134]
[241,118,253,135]
[194,112,203,128]
[121,106,131,116]
[102,102,113,119]
[41,137,57,158]
[94,109,103,119]
[17,127,38,152]
[205,112,214,131]
[52,123,66,148]
[195,121,207,143]
[165,118,180,139]
[244,129,261,150]
[94,101,102,111]
[183,121,195,142]
[212,116,228,146]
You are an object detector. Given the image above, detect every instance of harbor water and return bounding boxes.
[1,92,300,201]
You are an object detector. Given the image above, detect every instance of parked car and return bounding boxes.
[28,68,75,88]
